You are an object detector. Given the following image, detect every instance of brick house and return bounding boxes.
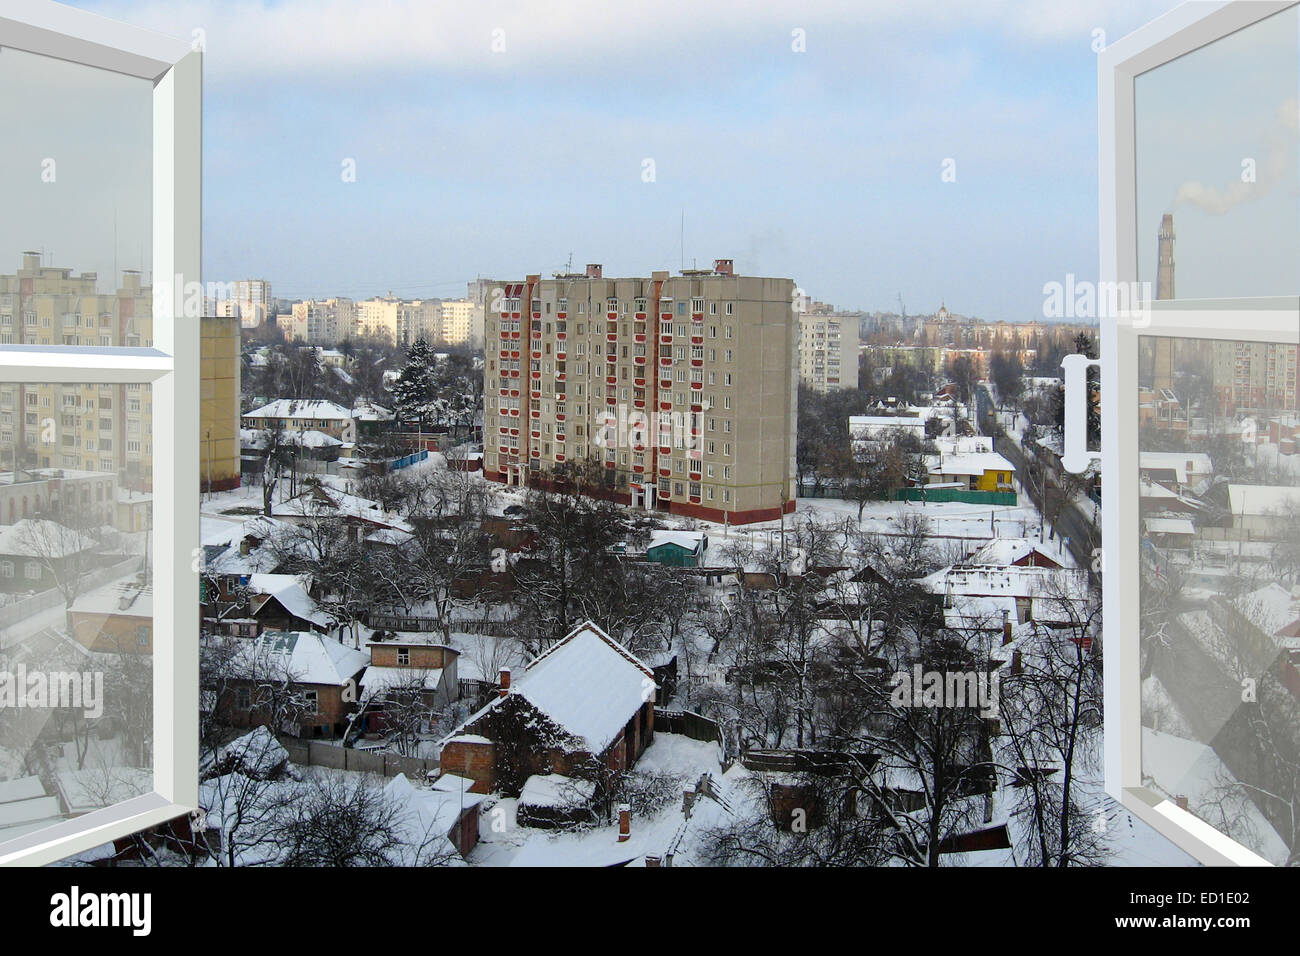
[357,634,461,733]
[221,631,369,738]
[439,621,656,795]
[68,580,153,654]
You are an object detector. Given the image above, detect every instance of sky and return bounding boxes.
[1134,4,1299,300]
[37,0,1204,318]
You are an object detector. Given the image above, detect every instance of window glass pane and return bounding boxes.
[0,382,153,840]
[1138,333,1300,864]
[0,46,152,342]
[1134,7,1300,300]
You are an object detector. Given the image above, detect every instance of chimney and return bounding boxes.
[617,804,631,842]
[682,785,696,817]
[240,537,252,556]
[1001,608,1012,646]
[1175,794,1189,811]
[644,855,661,868]
[585,263,602,279]
[498,667,511,698]
[712,258,734,276]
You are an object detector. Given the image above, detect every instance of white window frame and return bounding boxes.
[1099,0,1299,866]
[0,1,200,866]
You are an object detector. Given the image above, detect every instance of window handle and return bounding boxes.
[1061,352,1102,474]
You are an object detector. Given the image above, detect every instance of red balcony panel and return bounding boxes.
[555,454,565,462]
[531,431,540,440]
[633,400,645,409]
[633,464,645,473]
[691,404,703,413]
[659,401,672,412]
[634,333,647,343]
[635,312,646,320]
[660,313,672,320]
[511,312,520,319]
[557,311,567,319]
[532,312,541,319]
[556,413,566,421]
[659,468,671,478]
[606,376,617,385]
[689,496,701,504]
[691,335,703,345]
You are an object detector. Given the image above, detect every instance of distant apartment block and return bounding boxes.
[355,295,438,347]
[481,260,797,524]
[283,297,354,345]
[0,253,239,495]
[438,298,482,347]
[798,314,858,393]
[1212,339,1299,414]
[206,278,273,328]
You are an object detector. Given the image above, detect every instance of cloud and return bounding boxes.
[1172,97,1299,216]
[76,0,1175,83]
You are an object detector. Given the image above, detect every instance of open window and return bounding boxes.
[1100,0,1300,864]
[0,1,200,865]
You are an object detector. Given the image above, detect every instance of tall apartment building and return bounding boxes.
[206,278,273,328]
[798,313,859,393]
[482,260,797,524]
[354,295,436,347]
[0,253,240,496]
[438,298,482,347]
[284,297,355,345]
[1211,339,1299,414]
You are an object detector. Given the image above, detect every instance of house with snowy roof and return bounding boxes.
[222,631,370,739]
[241,399,355,439]
[438,621,656,795]
[645,529,708,567]
[249,574,335,635]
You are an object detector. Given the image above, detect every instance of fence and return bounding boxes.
[893,487,1018,506]
[277,736,439,779]
[391,450,430,471]
[0,556,142,635]
[655,708,724,747]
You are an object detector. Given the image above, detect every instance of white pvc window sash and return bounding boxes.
[1098,0,1300,866]
[0,0,200,866]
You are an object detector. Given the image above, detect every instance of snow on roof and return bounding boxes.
[519,773,596,809]
[647,529,707,552]
[964,537,1062,568]
[506,622,654,754]
[248,572,311,595]
[383,773,481,863]
[234,631,369,686]
[1228,483,1300,517]
[256,581,334,629]
[0,776,47,804]
[930,451,1014,477]
[1140,452,1213,484]
[1235,583,1300,638]
[351,402,394,422]
[57,767,152,814]
[1144,517,1196,536]
[361,665,443,697]
[70,580,152,618]
[0,793,61,829]
[1141,728,1289,864]
[0,518,96,559]
[243,399,353,421]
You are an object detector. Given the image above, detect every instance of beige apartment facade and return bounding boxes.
[482,261,797,524]
[284,297,354,345]
[0,253,240,495]
[798,314,859,393]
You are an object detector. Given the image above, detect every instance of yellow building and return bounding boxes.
[201,315,242,492]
